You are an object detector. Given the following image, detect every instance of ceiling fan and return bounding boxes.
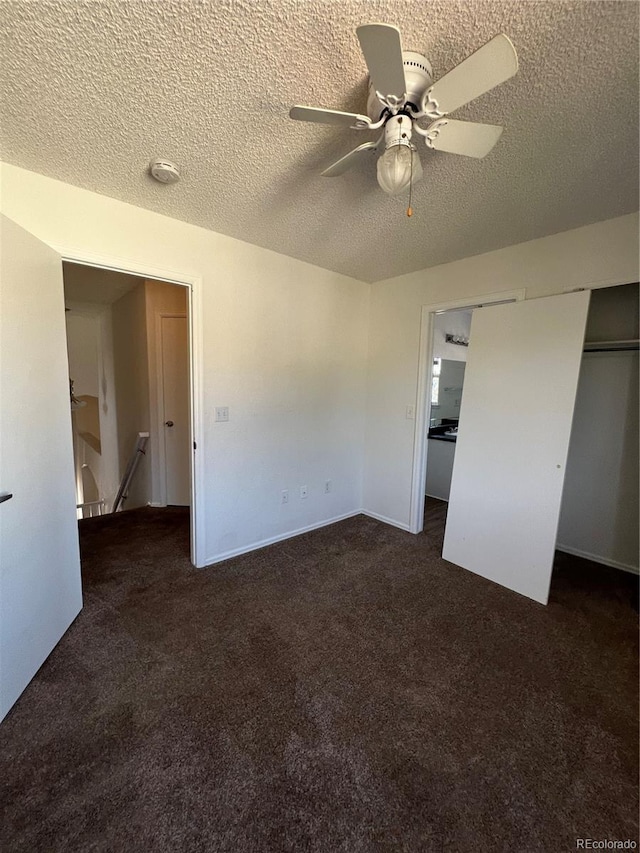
[290,24,518,200]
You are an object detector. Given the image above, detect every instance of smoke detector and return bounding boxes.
[149,159,180,184]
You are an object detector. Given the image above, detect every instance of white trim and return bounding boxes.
[205,511,363,566]
[361,510,412,532]
[188,276,205,567]
[55,246,206,568]
[409,289,526,535]
[556,544,639,575]
[51,246,199,287]
[155,311,188,507]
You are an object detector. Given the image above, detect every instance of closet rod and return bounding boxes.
[583,339,639,353]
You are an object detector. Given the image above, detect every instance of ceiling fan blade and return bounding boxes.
[289,106,371,128]
[427,34,518,115]
[321,140,380,177]
[356,23,406,102]
[427,119,503,158]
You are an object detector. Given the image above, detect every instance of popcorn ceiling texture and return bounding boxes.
[1,0,638,282]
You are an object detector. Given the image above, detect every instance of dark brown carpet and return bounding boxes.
[1,504,638,852]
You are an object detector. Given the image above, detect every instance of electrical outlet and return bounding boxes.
[324,479,332,494]
[215,406,229,422]
[281,489,289,504]
[406,405,415,419]
[300,485,308,499]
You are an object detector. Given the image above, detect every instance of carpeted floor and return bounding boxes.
[1,505,638,852]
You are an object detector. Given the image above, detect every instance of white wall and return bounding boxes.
[363,213,639,528]
[557,283,639,572]
[65,312,99,397]
[65,309,101,509]
[64,304,121,511]
[0,163,369,565]
[432,311,472,361]
[557,351,638,571]
[96,305,120,508]
[112,282,151,509]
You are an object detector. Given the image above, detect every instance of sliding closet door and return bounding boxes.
[442,291,590,605]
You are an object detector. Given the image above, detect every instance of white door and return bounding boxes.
[160,315,190,506]
[0,215,82,721]
[442,291,590,604]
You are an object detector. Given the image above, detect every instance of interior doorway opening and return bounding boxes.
[424,308,472,506]
[410,290,524,538]
[63,261,194,563]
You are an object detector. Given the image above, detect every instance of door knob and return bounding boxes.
[165,420,174,427]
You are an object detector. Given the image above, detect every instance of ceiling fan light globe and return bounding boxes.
[376,144,423,195]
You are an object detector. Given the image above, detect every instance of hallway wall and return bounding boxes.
[112,282,150,508]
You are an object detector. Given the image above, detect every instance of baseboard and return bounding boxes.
[556,544,639,575]
[360,510,412,533]
[204,510,363,567]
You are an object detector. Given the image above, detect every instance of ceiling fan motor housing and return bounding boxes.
[367,51,433,120]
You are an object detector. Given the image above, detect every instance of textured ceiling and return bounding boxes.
[1,0,638,282]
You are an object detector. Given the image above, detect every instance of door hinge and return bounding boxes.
[193,441,197,451]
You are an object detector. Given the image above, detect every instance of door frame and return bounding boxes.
[409,288,525,535]
[155,311,188,507]
[53,246,205,568]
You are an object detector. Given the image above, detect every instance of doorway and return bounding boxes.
[63,262,195,560]
[410,289,525,536]
[0,216,205,721]
[424,309,471,505]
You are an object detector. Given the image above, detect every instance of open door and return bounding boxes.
[442,291,590,604]
[160,314,190,506]
[0,215,82,721]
